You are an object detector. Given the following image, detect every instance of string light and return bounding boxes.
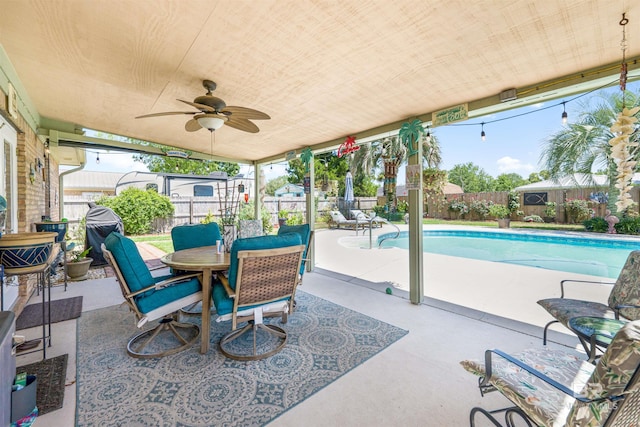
[480,122,486,141]
[425,126,431,142]
[561,101,568,124]
[96,153,100,164]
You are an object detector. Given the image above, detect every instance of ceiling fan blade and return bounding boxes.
[225,117,260,133]
[185,118,202,132]
[177,99,216,113]
[136,111,196,118]
[221,106,270,120]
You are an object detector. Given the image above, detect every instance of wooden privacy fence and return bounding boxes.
[63,196,380,230]
[425,187,640,223]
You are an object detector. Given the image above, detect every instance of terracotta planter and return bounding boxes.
[67,257,93,281]
[0,232,57,270]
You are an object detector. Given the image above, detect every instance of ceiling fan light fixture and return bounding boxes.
[196,115,225,131]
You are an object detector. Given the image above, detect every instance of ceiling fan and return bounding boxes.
[136,79,270,133]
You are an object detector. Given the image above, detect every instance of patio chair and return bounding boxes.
[538,250,640,347]
[328,210,363,229]
[350,209,382,228]
[171,222,221,251]
[102,232,203,358]
[277,223,312,277]
[238,219,264,239]
[212,234,305,360]
[461,319,640,427]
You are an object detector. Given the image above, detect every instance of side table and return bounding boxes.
[568,316,626,363]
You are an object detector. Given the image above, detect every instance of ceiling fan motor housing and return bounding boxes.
[194,95,226,112]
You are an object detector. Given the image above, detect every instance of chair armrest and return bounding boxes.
[559,279,615,298]
[482,349,618,404]
[218,275,236,298]
[155,272,201,289]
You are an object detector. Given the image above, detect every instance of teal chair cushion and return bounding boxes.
[104,232,155,294]
[171,222,221,251]
[278,224,310,274]
[213,234,303,316]
[105,232,201,315]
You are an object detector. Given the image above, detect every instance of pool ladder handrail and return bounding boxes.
[376,218,400,248]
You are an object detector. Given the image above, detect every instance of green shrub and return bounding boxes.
[615,216,640,235]
[448,198,469,217]
[469,199,492,220]
[563,199,592,224]
[507,191,521,214]
[488,204,510,219]
[396,199,408,214]
[543,202,557,218]
[96,188,174,235]
[373,205,385,216]
[583,217,608,233]
[287,211,305,226]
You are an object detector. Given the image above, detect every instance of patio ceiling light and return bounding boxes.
[480,122,486,141]
[196,115,225,132]
[561,102,568,124]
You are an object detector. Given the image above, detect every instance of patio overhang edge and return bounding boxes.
[255,56,640,166]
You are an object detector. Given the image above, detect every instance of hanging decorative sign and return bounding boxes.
[166,150,189,159]
[432,103,468,127]
[285,150,297,161]
[303,176,311,194]
[405,164,421,191]
[337,136,360,158]
[399,119,423,157]
[300,148,313,172]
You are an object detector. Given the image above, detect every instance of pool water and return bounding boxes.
[378,230,640,278]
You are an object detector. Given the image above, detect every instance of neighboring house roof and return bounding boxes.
[62,171,125,192]
[275,184,304,196]
[514,173,608,191]
[377,182,463,197]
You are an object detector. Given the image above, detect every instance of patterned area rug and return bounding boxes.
[16,354,68,416]
[76,291,408,426]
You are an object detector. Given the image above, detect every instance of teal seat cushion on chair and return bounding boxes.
[137,274,201,314]
[104,232,155,294]
[171,222,221,251]
[212,234,303,316]
[278,224,310,274]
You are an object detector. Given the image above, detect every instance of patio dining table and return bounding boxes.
[160,247,230,354]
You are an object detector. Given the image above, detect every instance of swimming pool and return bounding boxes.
[377,229,640,278]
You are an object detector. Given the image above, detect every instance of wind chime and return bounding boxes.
[382,139,397,211]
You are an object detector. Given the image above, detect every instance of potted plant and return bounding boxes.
[67,246,93,280]
[489,204,511,228]
[277,209,289,227]
[543,202,557,223]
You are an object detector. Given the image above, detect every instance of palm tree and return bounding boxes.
[351,132,441,209]
[540,90,640,213]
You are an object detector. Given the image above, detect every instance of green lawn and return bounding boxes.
[130,234,173,253]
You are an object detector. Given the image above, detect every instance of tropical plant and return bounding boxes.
[351,132,442,207]
[543,202,557,218]
[448,198,469,217]
[540,90,640,214]
[469,199,492,220]
[70,246,91,262]
[488,204,510,219]
[278,209,289,219]
[563,198,593,224]
[583,216,608,233]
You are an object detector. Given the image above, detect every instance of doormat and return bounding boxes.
[16,354,68,416]
[16,296,83,330]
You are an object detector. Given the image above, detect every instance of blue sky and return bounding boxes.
[83,81,639,184]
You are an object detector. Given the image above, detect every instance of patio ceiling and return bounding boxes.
[1,1,639,165]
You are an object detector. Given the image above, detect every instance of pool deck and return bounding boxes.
[315,223,623,329]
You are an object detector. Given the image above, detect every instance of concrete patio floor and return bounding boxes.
[15,225,598,426]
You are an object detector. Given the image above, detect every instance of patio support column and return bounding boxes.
[305,157,315,272]
[408,137,424,304]
[254,162,261,220]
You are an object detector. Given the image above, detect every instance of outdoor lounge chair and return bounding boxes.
[350,209,383,228]
[537,250,640,349]
[102,232,203,358]
[328,210,365,229]
[212,234,305,360]
[461,319,640,427]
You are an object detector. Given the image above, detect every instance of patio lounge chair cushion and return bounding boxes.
[104,232,201,313]
[278,224,311,274]
[538,250,640,332]
[329,210,360,228]
[171,222,221,251]
[461,320,640,427]
[213,233,303,316]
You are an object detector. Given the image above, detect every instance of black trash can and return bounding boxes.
[84,203,124,266]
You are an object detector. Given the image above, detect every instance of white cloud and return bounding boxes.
[496,156,535,174]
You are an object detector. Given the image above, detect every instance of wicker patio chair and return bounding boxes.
[538,250,640,349]
[102,232,203,358]
[461,320,640,427]
[212,234,305,360]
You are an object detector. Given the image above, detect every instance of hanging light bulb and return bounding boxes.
[96,153,100,164]
[480,123,486,141]
[561,102,568,124]
[425,126,431,142]
[270,163,273,170]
